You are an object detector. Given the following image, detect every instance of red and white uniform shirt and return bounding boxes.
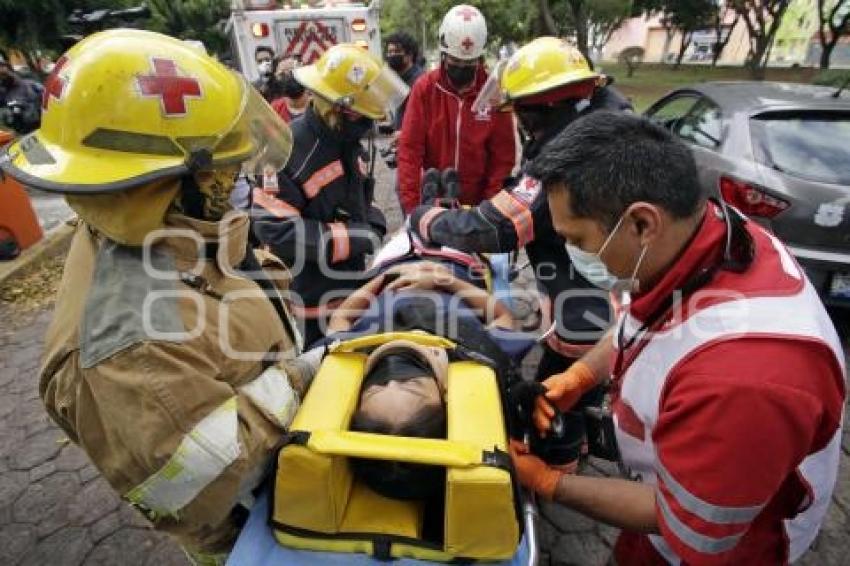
[612,203,846,565]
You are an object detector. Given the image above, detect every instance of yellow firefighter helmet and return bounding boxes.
[501,37,599,102]
[473,37,600,113]
[294,43,409,120]
[0,29,292,194]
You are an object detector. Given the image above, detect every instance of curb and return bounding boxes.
[0,219,76,288]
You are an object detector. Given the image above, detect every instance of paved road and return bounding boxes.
[27,189,73,234]
[0,152,848,565]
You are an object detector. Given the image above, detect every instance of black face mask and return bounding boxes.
[340,115,374,142]
[362,352,434,389]
[445,63,476,90]
[281,74,306,98]
[386,54,406,73]
[516,102,581,144]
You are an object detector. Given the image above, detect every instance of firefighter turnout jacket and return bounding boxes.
[252,106,386,342]
[410,85,632,356]
[39,213,308,554]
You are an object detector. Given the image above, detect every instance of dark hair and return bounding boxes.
[528,111,704,229]
[349,391,446,501]
[385,32,419,61]
[255,46,274,60]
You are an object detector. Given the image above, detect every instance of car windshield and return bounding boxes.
[750,110,850,185]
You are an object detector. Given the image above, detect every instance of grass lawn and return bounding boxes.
[596,63,819,112]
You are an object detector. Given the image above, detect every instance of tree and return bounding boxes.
[0,0,76,73]
[633,0,714,67]
[147,0,230,57]
[817,0,850,69]
[537,0,632,66]
[587,0,635,61]
[665,0,715,67]
[710,2,741,66]
[730,0,792,79]
[618,45,645,76]
[0,0,140,73]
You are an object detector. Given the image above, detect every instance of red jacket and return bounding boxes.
[397,65,518,214]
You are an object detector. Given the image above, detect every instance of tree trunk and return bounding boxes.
[820,39,835,69]
[567,0,592,68]
[712,12,739,66]
[675,32,692,68]
[537,0,558,35]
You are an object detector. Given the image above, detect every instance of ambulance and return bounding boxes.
[227,0,383,83]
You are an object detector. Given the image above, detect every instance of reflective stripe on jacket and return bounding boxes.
[40,213,304,554]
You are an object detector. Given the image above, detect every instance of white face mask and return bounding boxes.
[257,60,272,76]
[565,211,648,292]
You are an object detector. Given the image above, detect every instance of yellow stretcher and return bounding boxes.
[269,332,539,564]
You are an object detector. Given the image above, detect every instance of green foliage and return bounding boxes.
[813,68,850,86]
[147,0,231,57]
[0,0,77,58]
[0,0,230,64]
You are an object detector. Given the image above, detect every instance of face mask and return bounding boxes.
[340,115,374,142]
[445,63,476,90]
[516,102,580,141]
[386,54,406,73]
[281,74,305,98]
[566,211,648,292]
[257,60,272,76]
[173,166,240,221]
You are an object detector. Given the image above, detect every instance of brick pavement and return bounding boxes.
[0,152,848,565]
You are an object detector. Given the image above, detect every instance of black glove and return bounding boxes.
[441,168,460,200]
[420,168,441,205]
[420,168,460,209]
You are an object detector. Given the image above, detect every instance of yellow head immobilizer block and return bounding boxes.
[272,332,520,561]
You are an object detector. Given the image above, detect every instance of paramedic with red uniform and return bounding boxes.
[395,4,518,214]
[511,112,846,564]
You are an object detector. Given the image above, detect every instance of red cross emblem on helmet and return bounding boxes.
[137,58,202,117]
[42,56,69,110]
[457,6,478,21]
[461,37,475,51]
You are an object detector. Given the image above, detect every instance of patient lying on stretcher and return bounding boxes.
[318,231,532,501]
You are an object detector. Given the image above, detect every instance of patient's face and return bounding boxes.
[359,376,442,430]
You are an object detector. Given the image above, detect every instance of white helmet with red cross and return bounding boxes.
[438,5,487,60]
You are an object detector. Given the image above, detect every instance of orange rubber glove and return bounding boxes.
[533,360,598,435]
[509,440,564,500]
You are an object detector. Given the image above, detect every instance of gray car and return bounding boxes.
[644,81,850,307]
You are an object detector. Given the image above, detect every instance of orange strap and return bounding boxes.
[327,222,350,263]
[490,191,534,246]
[252,188,300,218]
[303,160,344,199]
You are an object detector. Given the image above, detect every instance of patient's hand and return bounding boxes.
[383,262,456,293]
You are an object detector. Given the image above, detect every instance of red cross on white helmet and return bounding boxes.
[439,4,487,60]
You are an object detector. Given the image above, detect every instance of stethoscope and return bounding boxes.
[612,199,754,382]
